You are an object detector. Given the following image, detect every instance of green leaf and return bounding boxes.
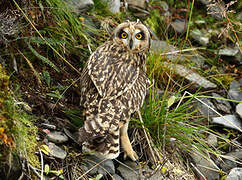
[28,43,59,72]
[44,164,50,175]
[167,95,176,108]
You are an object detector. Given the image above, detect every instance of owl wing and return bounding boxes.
[87,48,139,98]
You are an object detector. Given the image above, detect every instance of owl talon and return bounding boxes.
[123,149,138,161]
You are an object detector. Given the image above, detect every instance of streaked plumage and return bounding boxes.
[78,21,151,160]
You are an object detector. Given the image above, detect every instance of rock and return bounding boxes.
[41,123,56,130]
[151,40,205,67]
[191,29,209,46]
[195,97,217,117]
[190,150,220,180]
[212,115,242,131]
[207,134,217,147]
[117,160,164,180]
[219,151,242,172]
[237,12,242,21]
[47,131,68,144]
[102,0,120,13]
[198,0,224,20]
[226,168,242,180]
[212,93,232,114]
[228,79,242,102]
[151,40,176,54]
[218,47,242,64]
[167,63,217,89]
[236,103,242,119]
[113,174,124,180]
[171,19,187,34]
[127,0,146,9]
[126,0,149,17]
[82,155,115,176]
[64,0,94,14]
[159,1,169,12]
[48,142,67,159]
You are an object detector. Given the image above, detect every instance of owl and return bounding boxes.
[78,21,151,161]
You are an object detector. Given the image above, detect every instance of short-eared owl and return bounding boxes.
[78,21,151,161]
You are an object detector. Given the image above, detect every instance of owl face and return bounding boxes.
[112,21,151,53]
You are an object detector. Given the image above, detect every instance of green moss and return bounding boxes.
[0,65,39,168]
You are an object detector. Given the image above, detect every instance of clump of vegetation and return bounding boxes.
[0,65,39,174]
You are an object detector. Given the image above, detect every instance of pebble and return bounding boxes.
[47,131,68,144]
[236,103,242,119]
[190,150,220,180]
[82,155,115,176]
[212,93,232,114]
[191,29,209,46]
[48,142,67,159]
[219,151,242,172]
[226,168,242,180]
[228,79,242,102]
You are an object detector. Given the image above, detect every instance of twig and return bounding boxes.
[183,91,242,132]
[137,110,157,164]
[77,158,106,180]
[190,163,207,180]
[28,164,45,180]
[160,47,206,57]
[18,50,42,86]
[39,148,44,180]
[114,159,138,175]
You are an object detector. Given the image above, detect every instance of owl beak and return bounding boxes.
[129,39,133,50]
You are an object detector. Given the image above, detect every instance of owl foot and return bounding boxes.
[123,148,138,161]
[121,133,139,161]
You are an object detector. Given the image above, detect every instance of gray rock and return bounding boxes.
[218,47,242,64]
[171,19,187,34]
[167,63,217,89]
[126,0,149,17]
[190,150,219,180]
[151,40,205,67]
[212,93,232,114]
[195,97,217,117]
[237,12,242,21]
[219,151,242,172]
[226,168,242,180]
[228,80,242,102]
[191,29,209,46]
[101,0,120,13]
[198,0,224,20]
[127,0,146,9]
[159,1,169,12]
[64,0,94,14]
[47,131,68,144]
[207,134,218,147]
[212,115,242,131]
[236,103,242,119]
[41,123,56,130]
[82,155,115,176]
[113,174,124,180]
[117,160,164,180]
[48,142,67,159]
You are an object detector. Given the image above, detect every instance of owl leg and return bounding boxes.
[120,121,138,161]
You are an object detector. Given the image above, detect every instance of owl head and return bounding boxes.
[112,21,151,53]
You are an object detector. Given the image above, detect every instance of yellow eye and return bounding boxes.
[136,33,143,39]
[121,32,128,39]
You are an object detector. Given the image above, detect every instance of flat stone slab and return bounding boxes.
[167,63,217,89]
[212,115,242,131]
